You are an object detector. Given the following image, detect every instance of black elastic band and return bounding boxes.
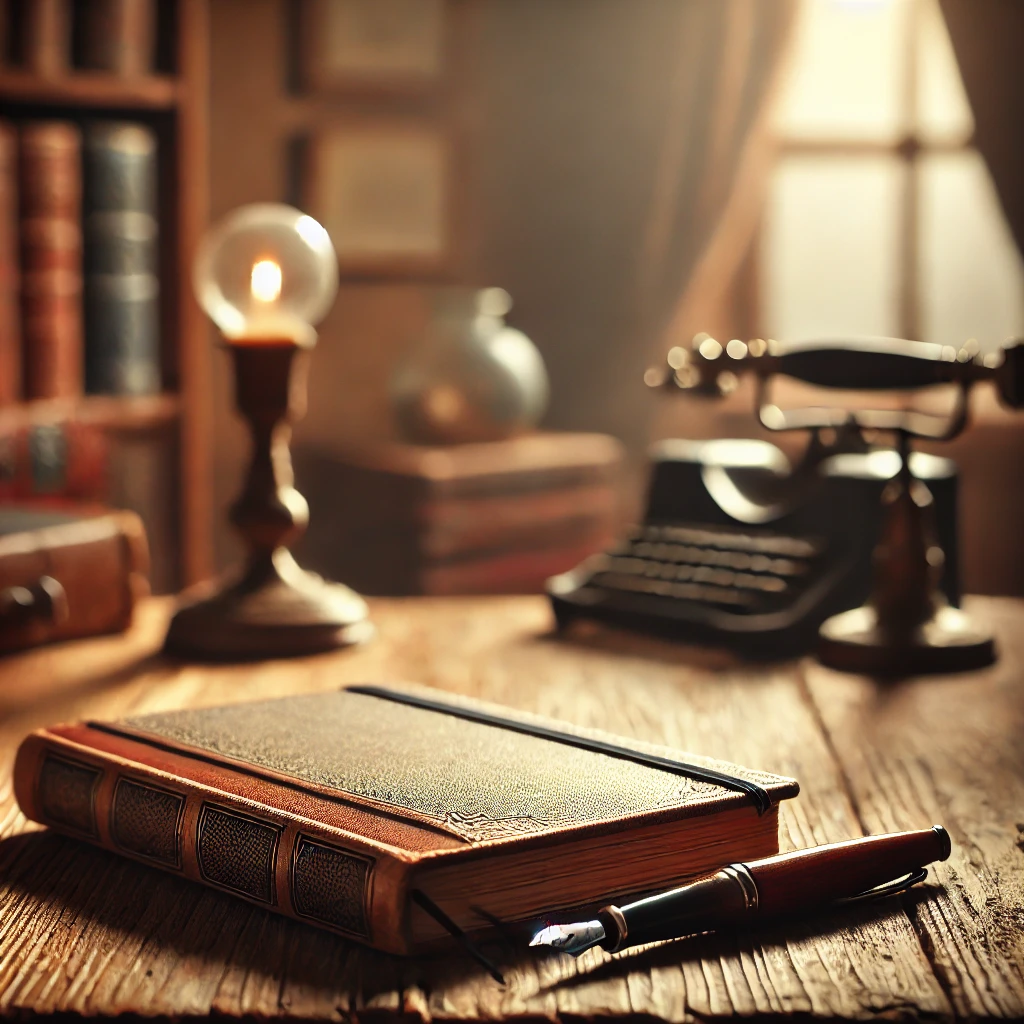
[346,685,773,815]
[410,889,505,984]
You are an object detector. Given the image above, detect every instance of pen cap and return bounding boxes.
[745,826,950,914]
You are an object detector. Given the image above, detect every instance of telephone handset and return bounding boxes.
[548,335,1024,669]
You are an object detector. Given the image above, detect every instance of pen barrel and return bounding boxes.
[745,826,950,916]
[604,827,949,952]
[610,872,750,949]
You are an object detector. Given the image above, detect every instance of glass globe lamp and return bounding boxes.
[165,204,372,659]
[193,203,338,345]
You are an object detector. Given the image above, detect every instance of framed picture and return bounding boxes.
[306,124,453,276]
[303,0,446,93]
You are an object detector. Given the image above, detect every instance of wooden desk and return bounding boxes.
[1,596,1022,1021]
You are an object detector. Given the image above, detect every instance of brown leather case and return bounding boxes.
[14,685,798,954]
[0,505,149,652]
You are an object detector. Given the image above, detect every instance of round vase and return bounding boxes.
[391,288,549,445]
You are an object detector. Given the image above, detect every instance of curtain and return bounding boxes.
[939,0,1024,258]
[477,0,796,455]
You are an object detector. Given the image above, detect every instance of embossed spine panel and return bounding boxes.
[13,732,412,953]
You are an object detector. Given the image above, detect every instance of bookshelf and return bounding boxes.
[0,69,179,108]
[0,0,212,592]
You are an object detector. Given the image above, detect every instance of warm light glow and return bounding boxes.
[251,260,283,303]
[698,337,723,361]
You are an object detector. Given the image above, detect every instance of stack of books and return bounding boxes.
[298,432,624,595]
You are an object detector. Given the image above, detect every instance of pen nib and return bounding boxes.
[530,920,606,957]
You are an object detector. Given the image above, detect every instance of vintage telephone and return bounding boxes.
[548,335,1024,673]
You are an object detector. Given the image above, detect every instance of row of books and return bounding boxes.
[1,0,157,77]
[0,117,160,403]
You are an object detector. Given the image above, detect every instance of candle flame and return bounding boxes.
[251,260,282,303]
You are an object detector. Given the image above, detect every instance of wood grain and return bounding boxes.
[802,596,1024,1019]
[0,596,1020,1020]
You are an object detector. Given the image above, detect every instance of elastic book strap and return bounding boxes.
[346,685,773,815]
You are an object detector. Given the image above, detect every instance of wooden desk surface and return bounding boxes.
[1,596,1022,1022]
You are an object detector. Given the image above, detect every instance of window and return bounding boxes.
[762,0,1024,353]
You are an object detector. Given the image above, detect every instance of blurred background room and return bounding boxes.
[1,0,1022,645]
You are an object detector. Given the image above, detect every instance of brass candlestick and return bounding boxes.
[165,203,372,659]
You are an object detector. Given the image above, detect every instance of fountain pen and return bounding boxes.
[531,825,950,956]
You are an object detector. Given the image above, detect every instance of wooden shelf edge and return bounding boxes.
[0,70,179,109]
[0,394,181,432]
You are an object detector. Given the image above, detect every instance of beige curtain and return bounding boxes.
[477,0,796,455]
[938,0,1024,258]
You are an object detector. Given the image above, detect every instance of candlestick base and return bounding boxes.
[165,549,373,660]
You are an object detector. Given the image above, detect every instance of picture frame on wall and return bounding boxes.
[305,123,453,276]
[303,0,446,94]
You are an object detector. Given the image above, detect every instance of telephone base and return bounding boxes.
[818,603,995,676]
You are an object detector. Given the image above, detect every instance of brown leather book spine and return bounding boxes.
[81,0,154,75]
[12,731,412,954]
[0,120,18,404]
[20,0,70,76]
[0,418,108,501]
[19,122,83,399]
[0,508,148,650]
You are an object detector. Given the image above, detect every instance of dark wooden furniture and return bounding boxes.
[1,594,1022,1019]
[0,0,212,592]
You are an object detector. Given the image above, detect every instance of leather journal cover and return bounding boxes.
[14,685,799,954]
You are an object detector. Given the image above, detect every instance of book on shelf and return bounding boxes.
[80,0,155,76]
[298,432,623,595]
[0,502,148,652]
[13,683,799,954]
[19,121,83,399]
[0,413,107,501]
[0,120,18,404]
[83,121,159,396]
[18,0,71,76]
